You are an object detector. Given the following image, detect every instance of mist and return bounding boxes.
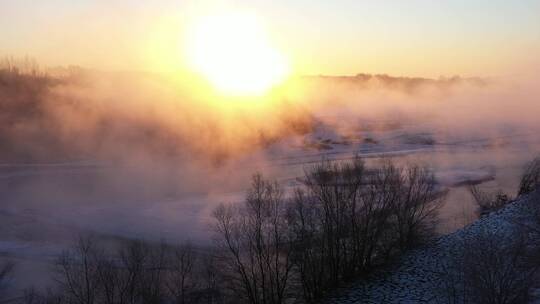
[1,63,540,292]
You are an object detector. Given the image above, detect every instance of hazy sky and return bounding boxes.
[1,0,539,77]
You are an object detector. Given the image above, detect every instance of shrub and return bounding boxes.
[468,185,511,216]
[288,158,443,302]
[519,156,540,196]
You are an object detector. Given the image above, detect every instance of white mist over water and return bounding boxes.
[1,70,540,291]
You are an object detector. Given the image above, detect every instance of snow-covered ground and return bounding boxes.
[324,191,540,304]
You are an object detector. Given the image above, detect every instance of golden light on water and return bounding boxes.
[185,11,290,96]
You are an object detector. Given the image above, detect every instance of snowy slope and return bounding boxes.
[325,191,540,304]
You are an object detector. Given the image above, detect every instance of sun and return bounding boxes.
[186,11,290,96]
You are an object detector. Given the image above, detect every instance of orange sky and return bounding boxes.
[1,0,540,78]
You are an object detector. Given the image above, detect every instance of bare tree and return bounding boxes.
[139,241,167,304]
[113,239,167,304]
[92,247,122,304]
[212,174,294,304]
[518,156,540,196]
[21,287,67,304]
[87,239,154,304]
[198,251,224,304]
[55,236,100,304]
[288,158,444,302]
[166,243,198,304]
[390,164,444,250]
[287,188,327,301]
[0,260,15,299]
[51,235,209,304]
[359,160,401,263]
[298,157,369,283]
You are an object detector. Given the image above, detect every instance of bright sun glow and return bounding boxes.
[186,11,290,96]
